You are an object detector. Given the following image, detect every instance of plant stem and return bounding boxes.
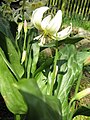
[68,71,82,120]
[15,115,21,120]
[75,71,82,95]
[22,0,25,21]
[50,47,58,95]
[23,32,27,51]
[26,30,34,78]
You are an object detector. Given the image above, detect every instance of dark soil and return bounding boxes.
[0,94,14,120]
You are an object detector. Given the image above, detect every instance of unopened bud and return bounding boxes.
[21,50,26,64]
[24,20,27,34]
[18,22,23,33]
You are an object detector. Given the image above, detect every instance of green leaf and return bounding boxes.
[71,88,90,102]
[0,32,24,78]
[31,43,40,76]
[16,78,43,99]
[35,72,47,94]
[60,36,84,44]
[77,51,90,64]
[42,36,84,48]
[0,16,14,40]
[45,95,62,119]
[3,0,16,3]
[73,105,90,117]
[0,48,20,80]
[34,57,53,94]
[55,45,83,117]
[34,57,53,76]
[16,78,62,120]
[0,55,27,114]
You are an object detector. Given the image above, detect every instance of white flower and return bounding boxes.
[31,6,72,46]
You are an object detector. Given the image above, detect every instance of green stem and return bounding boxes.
[52,0,55,6]
[75,71,82,95]
[27,50,32,78]
[68,71,82,120]
[50,47,58,95]
[22,0,25,21]
[15,115,20,120]
[52,48,58,80]
[26,30,35,78]
[23,32,27,51]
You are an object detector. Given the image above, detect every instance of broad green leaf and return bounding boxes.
[31,43,40,76]
[35,72,47,94]
[0,16,14,40]
[0,48,20,80]
[71,88,90,102]
[73,105,90,117]
[16,78,43,99]
[35,57,53,94]
[42,36,84,48]
[0,55,27,114]
[0,32,24,78]
[34,57,53,76]
[26,28,38,78]
[77,51,90,64]
[3,0,16,3]
[45,95,62,119]
[16,78,62,120]
[61,36,84,44]
[55,45,83,118]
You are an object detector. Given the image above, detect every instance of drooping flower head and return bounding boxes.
[31,6,72,46]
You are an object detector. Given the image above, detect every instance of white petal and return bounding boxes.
[38,36,45,46]
[31,6,49,30]
[41,15,51,30]
[46,10,62,34]
[34,34,42,40]
[55,23,72,40]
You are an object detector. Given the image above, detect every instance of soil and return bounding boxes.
[0,94,14,120]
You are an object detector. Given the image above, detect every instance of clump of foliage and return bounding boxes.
[0,0,90,120]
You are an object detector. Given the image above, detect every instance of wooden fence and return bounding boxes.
[47,0,90,20]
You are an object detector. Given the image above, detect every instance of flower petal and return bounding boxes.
[46,10,62,34]
[31,6,49,30]
[38,36,46,46]
[34,34,42,40]
[55,23,72,40]
[41,15,51,30]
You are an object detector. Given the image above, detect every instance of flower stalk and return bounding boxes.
[21,20,27,64]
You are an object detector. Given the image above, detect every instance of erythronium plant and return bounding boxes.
[31,6,72,46]
[0,4,90,120]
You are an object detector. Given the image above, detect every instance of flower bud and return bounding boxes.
[18,22,23,34]
[24,20,27,34]
[21,50,26,64]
